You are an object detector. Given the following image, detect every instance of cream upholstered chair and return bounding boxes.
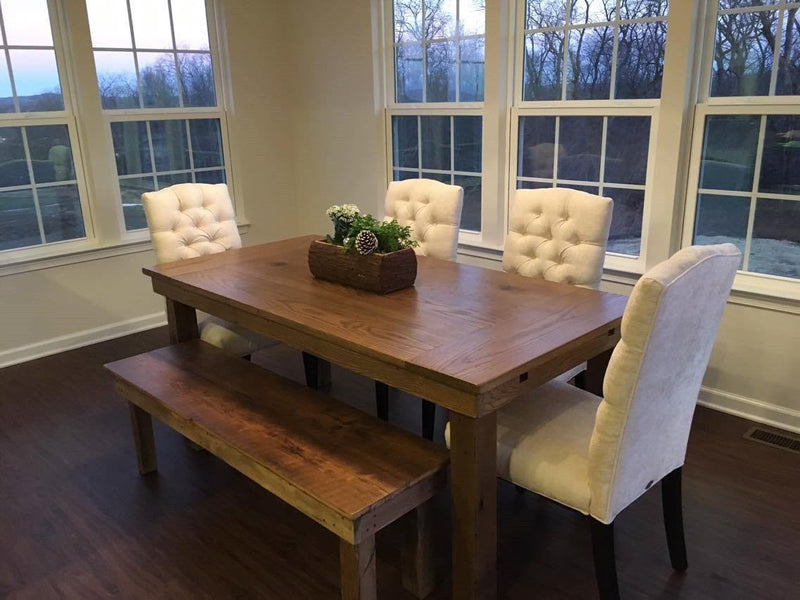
[504,187,613,384]
[142,183,274,357]
[377,178,464,438]
[447,243,740,599]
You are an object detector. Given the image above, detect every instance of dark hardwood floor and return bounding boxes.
[1,328,797,599]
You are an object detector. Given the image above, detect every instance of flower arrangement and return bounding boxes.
[325,204,417,256]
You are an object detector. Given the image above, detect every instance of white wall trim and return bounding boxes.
[698,386,800,434]
[0,312,167,368]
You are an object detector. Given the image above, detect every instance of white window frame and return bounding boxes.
[682,1,800,301]
[0,0,240,273]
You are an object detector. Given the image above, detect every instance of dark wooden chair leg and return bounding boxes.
[129,403,157,475]
[662,467,688,571]
[375,381,389,421]
[573,370,587,390]
[421,400,436,440]
[303,352,330,389]
[590,518,620,600]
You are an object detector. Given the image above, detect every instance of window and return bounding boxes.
[0,0,231,264]
[86,0,228,232]
[513,0,668,259]
[685,1,800,289]
[387,0,485,233]
[0,0,87,252]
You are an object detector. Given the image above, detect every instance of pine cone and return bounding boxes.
[355,230,379,255]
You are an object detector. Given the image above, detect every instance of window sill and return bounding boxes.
[0,221,251,277]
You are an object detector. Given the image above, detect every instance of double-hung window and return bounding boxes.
[684,0,800,296]
[0,0,231,266]
[386,1,486,235]
[512,0,669,266]
[0,0,88,253]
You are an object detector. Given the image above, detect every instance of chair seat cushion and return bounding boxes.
[445,381,599,515]
[199,314,276,356]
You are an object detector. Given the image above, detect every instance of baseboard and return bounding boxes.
[0,312,167,368]
[698,386,800,434]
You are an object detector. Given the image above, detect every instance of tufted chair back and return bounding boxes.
[503,188,613,289]
[142,183,241,264]
[384,178,464,261]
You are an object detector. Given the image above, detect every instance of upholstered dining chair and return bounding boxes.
[504,187,613,384]
[446,243,740,599]
[142,183,274,358]
[376,178,464,439]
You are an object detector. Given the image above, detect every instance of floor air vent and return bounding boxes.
[744,427,800,454]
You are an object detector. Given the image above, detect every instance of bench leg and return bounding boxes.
[128,403,157,475]
[340,537,376,600]
[402,500,437,598]
[303,352,331,390]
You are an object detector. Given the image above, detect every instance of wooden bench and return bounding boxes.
[105,340,449,600]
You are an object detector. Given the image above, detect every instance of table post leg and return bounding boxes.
[166,299,199,343]
[585,347,614,397]
[449,411,497,600]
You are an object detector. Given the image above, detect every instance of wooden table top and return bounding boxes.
[144,235,627,404]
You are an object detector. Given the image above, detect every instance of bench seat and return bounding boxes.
[105,340,449,599]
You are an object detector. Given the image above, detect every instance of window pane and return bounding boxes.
[719,1,779,9]
[605,187,644,256]
[9,49,63,112]
[421,116,450,171]
[120,176,154,230]
[157,172,192,187]
[558,116,603,181]
[526,0,566,29]
[776,9,800,95]
[427,41,456,102]
[750,199,800,278]
[392,115,418,169]
[394,0,423,43]
[759,115,800,194]
[94,51,139,109]
[523,32,564,101]
[460,38,484,101]
[605,117,650,185]
[517,179,553,189]
[178,52,216,107]
[711,10,776,97]
[0,126,28,187]
[621,0,669,19]
[453,116,481,173]
[195,169,226,184]
[519,116,556,179]
[563,184,599,195]
[86,0,132,49]
[0,58,12,112]
[569,0,616,25]
[40,185,84,243]
[566,26,613,100]
[138,52,179,108]
[111,121,151,175]
[150,120,189,172]
[693,193,749,259]
[394,169,419,181]
[699,115,759,192]
[454,174,481,231]
[27,124,74,184]
[130,0,173,49]
[421,171,451,184]
[395,44,423,102]
[426,0,457,39]
[189,119,223,168]
[615,21,666,99]
[460,0,485,36]
[171,0,210,50]
[0,189,39,250]
[1,0,53,46]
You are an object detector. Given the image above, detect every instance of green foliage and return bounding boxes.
[338,214,417,254]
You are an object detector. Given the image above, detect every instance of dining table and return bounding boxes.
[142,234,628,600]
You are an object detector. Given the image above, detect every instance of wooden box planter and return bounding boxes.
[308,239,417,294]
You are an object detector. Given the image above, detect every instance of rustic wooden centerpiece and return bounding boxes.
[308,240,417,294]
[307,204,418,294]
